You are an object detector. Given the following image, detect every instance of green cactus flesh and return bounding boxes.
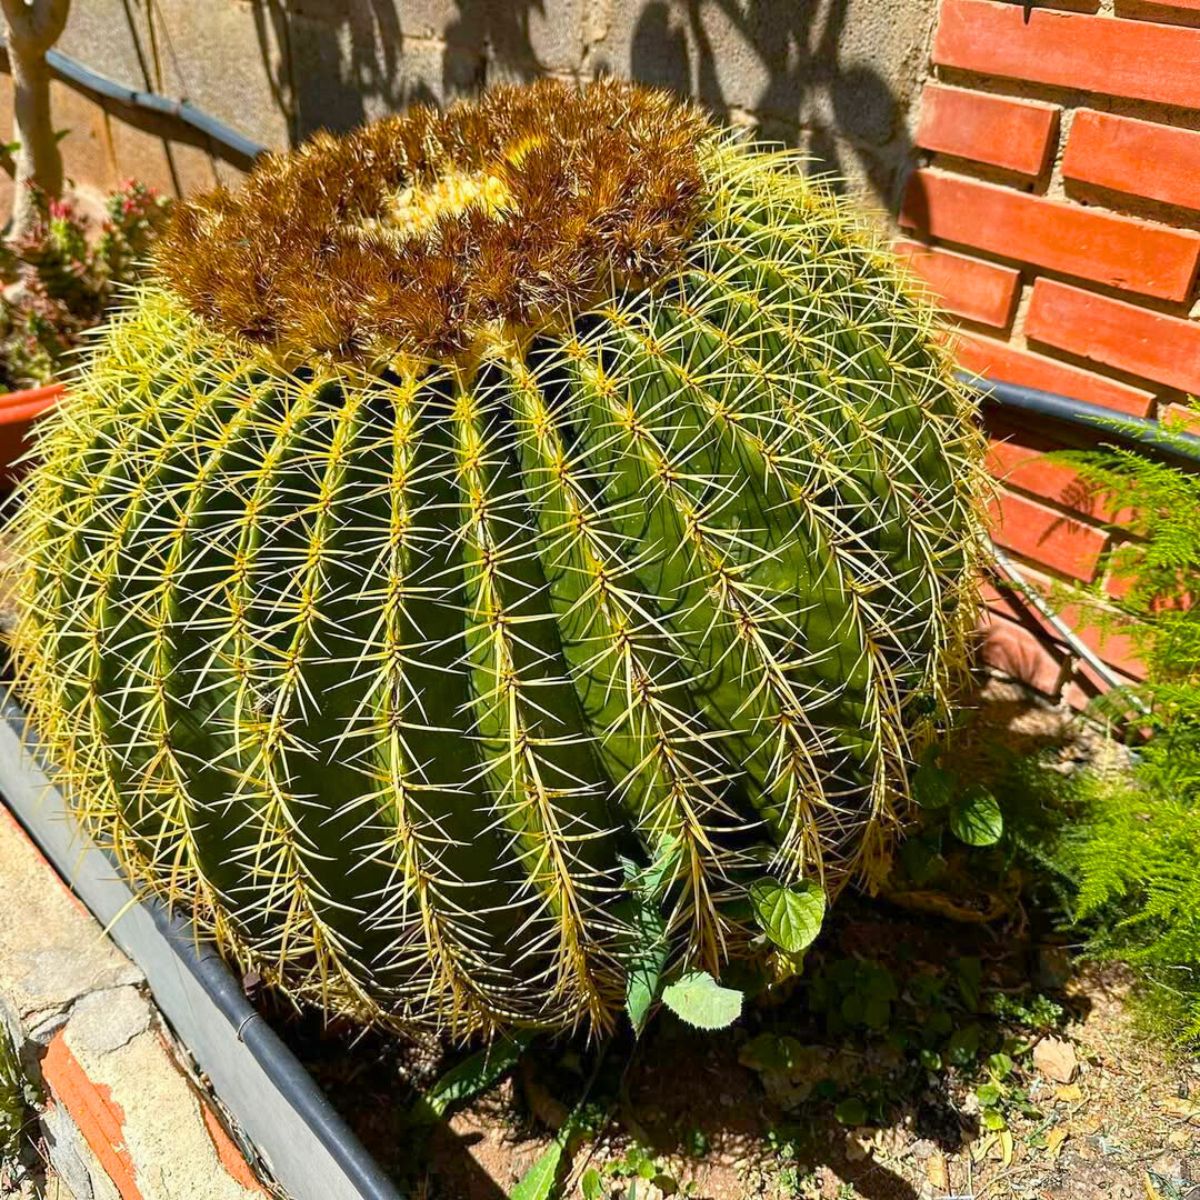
[11,80,985,1035]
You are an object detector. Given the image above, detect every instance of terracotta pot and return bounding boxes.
[0,381,63,490]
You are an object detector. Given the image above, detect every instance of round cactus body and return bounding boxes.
[11,80,985,1035]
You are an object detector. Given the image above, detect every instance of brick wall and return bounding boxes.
[899,0,1200,703]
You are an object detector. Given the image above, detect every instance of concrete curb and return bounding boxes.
[0,805,271,1200]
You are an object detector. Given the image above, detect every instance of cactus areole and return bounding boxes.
[12,80,984,1036]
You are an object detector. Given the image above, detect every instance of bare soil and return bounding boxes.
[409,952,1196,1200]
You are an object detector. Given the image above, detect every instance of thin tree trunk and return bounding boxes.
[8,38,59,237]
[1,0,71,242]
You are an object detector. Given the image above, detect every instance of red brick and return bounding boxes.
[916,83,1059,177]
[1062,676,1097,712]
[1026,279,1200,396]
[1105,575,1132,601]
[982,575,1050,636]
[1057,602,1148,680]
[986,488,1109,581]
[1129,0,1200,12]
[1162,403,1200,434]
[200,1106,268,1195]
[956,334,1156,418]
[986,434,1131,523]
[980,576,1011,612]
[1104,550,1138,601]
[987,437,1075,498]
[895,240,1020,327]
[1063,110,1200,213]
[901,170,1200,302]
[1063,663,1142,714]
[979,611,1068,695]
[1102,540,1196,609]
[933,0,1200,109]
[1103,580,1195,632]
[43,1034,143,1200]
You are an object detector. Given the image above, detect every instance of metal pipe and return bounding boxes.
[0,691,404,1200]
[43,47,268,163]
[970,378,1170,710]
[0,40,269,166]
[986,539,1150,712]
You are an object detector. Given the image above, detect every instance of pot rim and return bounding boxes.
[0,381,64,425]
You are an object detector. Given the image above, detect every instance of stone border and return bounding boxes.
[0,689,403,1200]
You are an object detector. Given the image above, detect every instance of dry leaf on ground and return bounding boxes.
[1034,1036,1079,1084]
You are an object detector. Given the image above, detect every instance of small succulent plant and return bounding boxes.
[12,80,985,1035]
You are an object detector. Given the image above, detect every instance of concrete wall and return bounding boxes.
[9,0,940,215]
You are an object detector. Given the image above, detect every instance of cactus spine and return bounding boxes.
[11,80,985,1035]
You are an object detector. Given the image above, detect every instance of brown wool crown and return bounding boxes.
[158,79,713,365]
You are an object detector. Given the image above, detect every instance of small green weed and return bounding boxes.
[0,1031,36,1175]
[739,937,1067,1140]
[743,1126,817,1200]
[580,1142,694,1200]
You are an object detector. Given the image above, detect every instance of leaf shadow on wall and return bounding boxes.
[626,0,914,203]
[247,0,919,211]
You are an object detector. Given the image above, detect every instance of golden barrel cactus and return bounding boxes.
[10,80,984,1035]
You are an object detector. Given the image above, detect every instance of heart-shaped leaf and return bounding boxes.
[912,755,957,809]
[661,970,743,1030]
[950,787,1003,847]
[749,877,826,954]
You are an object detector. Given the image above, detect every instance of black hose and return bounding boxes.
[11,47,1200,473]
[963,372,1200,470]
[144,900,406,1200]
[0,693,404,1200]
[13,50,1200,472]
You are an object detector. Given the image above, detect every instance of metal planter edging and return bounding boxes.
[0,688,402,1200]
